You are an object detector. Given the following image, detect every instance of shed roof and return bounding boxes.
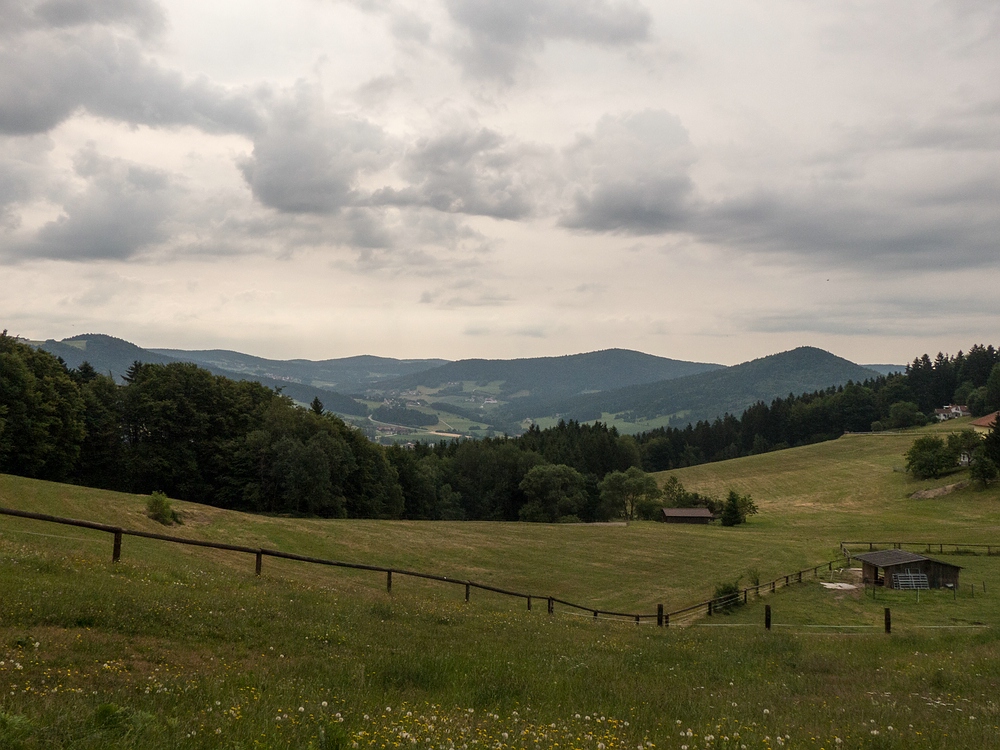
[854,549,962,570]
[853,550,928,567]
[661,507,714,518]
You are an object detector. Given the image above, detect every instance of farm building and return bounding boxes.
[659,507,715,524]
[970,411,999,433]
[853,549,961,589]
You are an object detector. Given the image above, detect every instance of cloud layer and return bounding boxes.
[2,0,999,362]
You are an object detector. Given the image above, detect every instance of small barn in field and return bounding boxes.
[659,507,715,524]
[853,549,961,589]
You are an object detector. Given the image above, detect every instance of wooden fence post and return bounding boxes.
[743,589,748,604]
[765,604,771,630]
[884,607,891,634]
[386,570,392,593]
[657,603,663,627]
[465,583,470,602]
[547,597,554,615]
[112,530,122,563]
[593,610,598,620]
[255,550,262,577]
[527,595,532,611]
[707,600,713,616]
[771,581,775,592]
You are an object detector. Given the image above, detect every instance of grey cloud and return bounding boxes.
[372,127,542,219]
[34,0,165,37]
[0,135,51,223]
[0,0,164,37]
[445,0,652,80]
[697,176,1000,271]
[0,28,263,135]
[239,87,393,214]
[6,145,177,262]
[560,110,696,234]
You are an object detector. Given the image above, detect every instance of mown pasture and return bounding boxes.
[1,424,998,749]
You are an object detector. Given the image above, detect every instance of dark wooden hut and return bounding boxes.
[659,507,715,524]
[853,549,961,589]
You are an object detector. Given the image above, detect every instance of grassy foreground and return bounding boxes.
[1,425,999,749]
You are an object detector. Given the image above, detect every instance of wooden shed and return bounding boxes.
[853,549,961,589]
[659,507,715,524]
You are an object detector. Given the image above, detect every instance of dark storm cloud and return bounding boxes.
[5,145,177,261]
[372,126,540,219]
[444,0,652,80]
[560,110,696,234]
[238,86,393,214]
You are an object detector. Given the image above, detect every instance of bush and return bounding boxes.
[146,491,180,525]
[713,580,743,612]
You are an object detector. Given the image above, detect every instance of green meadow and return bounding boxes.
[1,425,999,749]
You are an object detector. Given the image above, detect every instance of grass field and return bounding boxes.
[1,425,999,749]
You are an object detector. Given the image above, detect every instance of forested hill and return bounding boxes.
[546,347,881,425]
[35,334,370,417]
[151,349,448,394]
[37,334,178,377]
[378,349,723,401]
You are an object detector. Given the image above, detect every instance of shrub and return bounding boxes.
[713,580,743,612]
[146,491,180,526]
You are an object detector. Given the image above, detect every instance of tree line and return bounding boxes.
[2,332,998,521]
[634,345,1000,471]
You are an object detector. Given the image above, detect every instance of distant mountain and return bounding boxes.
[151,348,448,394]
[31,335,884,436]
[376,348,724,402]
[35,334,178,377]
[861,364,906,376]
[34,334,371,417]
[540,346,881,427]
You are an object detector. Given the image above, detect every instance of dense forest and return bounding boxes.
[2,333,999,522]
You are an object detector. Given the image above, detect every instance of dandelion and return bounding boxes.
[763,709,770,715]
[299,706,305,713]
[322,701,328,708]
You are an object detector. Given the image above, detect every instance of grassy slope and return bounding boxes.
[1,423,999,749]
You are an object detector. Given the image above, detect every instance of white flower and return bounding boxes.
[298,706,305,713]
[763,709,770,715]
[322,701,328,708]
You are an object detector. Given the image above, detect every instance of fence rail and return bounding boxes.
[841,541,998,556]
[1,506,839,626]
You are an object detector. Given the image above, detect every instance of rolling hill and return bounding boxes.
[538,346,882,427]
[31,335,885,436]
[151,348,448,394]
[34,334,372,416]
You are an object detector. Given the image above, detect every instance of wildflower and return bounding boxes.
[763,709,770,715]
[299,706,305,713]
[322,701,328,708]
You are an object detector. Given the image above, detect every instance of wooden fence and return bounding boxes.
[841,541,998,556]
[1,506,841,626]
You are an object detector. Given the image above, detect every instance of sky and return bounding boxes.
[1,0,999,366]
